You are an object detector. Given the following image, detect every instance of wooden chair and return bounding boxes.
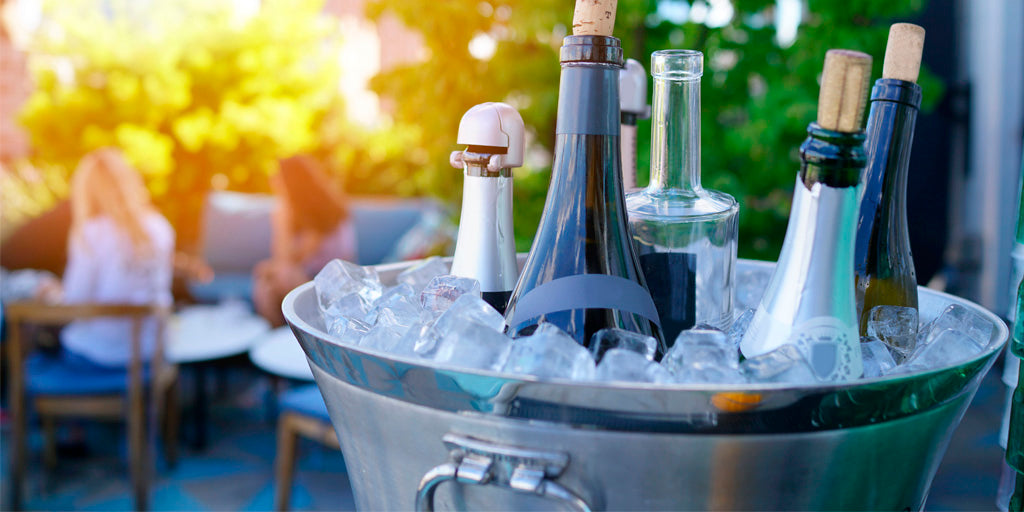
[5,302,178,511]
[273,384,339,511]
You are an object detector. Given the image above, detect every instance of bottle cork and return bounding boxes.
[882,23,925,83]
[573,0,617,36]
[816,49,872,133]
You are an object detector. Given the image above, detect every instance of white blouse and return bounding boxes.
[61,213,175,367]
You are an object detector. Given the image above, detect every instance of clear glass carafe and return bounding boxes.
[626,50,738,344]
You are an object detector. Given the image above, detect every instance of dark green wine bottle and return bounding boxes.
[855,24,925,334]
[1003,154,1024,511]
[504,35,663,350]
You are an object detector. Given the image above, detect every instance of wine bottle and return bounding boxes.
[620,58,649,192]
[626,49,738,345]
[1005,266,1024,511]
[998,166,1024,512]
[739,49,872,381]
[449,102,525,314]
[504,0,663,349]
[855,23,925,334]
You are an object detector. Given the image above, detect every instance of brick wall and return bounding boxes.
[0,31,31,161]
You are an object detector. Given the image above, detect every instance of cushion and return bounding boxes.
[279,384,330,421]
[26,350,150,396]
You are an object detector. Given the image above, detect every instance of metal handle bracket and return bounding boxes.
[416,432,591,511]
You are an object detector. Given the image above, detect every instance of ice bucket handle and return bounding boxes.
[415,433,593,512]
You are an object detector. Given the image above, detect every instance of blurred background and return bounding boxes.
[1,0,1021,314]
[0,0,1021,510]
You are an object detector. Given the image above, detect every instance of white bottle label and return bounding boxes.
[790,317,862,381]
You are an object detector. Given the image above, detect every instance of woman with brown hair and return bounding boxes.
[253,155,357,326]
[60,148,175,366]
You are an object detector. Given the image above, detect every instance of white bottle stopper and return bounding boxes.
[449,102,525,173]
[620,58,650,119]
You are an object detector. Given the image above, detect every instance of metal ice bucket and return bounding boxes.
[282,259,1008,511]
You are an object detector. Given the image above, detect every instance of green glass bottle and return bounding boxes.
[1005,280,1024,511]
[855,24,925,334]
[1003,153,1024,511]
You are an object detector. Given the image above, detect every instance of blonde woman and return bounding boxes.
[253,155,357,326]
[59,148,175,367]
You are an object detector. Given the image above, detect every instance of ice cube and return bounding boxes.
[740,344,818,385]
[393,323,438,358]
[594,349,672,383]
[504,323,595,380]
[314,259,383,313]
[381,322,428,357]
[318,290,367,324]
[434,294,506,334]
[727,309,755,349]
[359,304,420,350]
[420,275,482,314]
[589,328,657,362]
[663,328,738,374]
[866,305,918,363]
[903,328,985,372]
[358,319,409,352]
[735,268,771,312]
[860,336,897,378]
[396,256,450,293]
[920,304,995,348]
[369,286,423,324]
[432,321,512,371]
[365,283,416,321]
[325,315,371,344]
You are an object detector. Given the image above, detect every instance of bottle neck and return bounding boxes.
[1017,181,1024,245]
[648,74,701,193]
[461,150,510,178]
[868,79,921,223]
[799,124,866,189]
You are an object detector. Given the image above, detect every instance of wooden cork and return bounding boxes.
[816,49,872,133]
[573,0,617,36]
[882,23,925,83]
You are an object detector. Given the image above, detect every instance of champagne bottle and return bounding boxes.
[620,58,649,192]
[626,49,738,345]
[855,23,926,333]
[739,49,872,381]
[449,102,525,314]
[505,0,663,349]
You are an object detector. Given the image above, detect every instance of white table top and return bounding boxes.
[249,326,313,381]
[167,303,271,364]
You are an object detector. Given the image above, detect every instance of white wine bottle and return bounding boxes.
[739,49,872,381]
[855,23,926,333]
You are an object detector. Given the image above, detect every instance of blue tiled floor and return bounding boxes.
[2,364,355,511]
[2,353,1011,510]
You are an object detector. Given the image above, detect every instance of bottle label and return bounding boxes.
[506,274,662,330]
[639,252,696,342]
[790,317,862,381]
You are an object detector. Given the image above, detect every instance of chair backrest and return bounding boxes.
[199,191,276,274]
[190,192,448,303]
[4,302,172,385]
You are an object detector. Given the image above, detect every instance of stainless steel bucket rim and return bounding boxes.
[282,283,1006,393]
[283,259,1008,433]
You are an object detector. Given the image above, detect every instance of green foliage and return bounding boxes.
[368,0,936,258]
[17,0,343,247]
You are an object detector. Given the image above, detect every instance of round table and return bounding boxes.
[249,326,313,381]
[167,304,271,364]
[167,303,271,448]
